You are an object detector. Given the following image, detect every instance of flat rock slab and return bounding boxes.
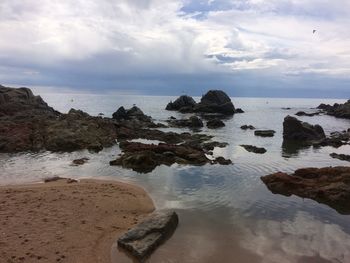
[118,211,179,262]
[261,166,350,215]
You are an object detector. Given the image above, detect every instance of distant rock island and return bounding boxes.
[166,90,237,115]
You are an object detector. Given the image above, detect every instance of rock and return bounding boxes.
[0,85,58,117]
[235,108,244,113]
[314,130,350,148]
[240,145,266,154]
[71,157,89,166]
[254,130,275,137]
[118,211,178,262]
[295,111,321,117]
[194,90,235,115]
[317,100,350,119]
[283,115,325,143]
[110,142,212,173]
[112,106,152,123]
[330,153,350,162]
[214,156,232,165]
[261,166,350,214]
[167,116,203,129]
[165,95,196,111]
[206,119,225,129]
[282,107,291,110]
[112,106,128,120]
[240,125,255,130]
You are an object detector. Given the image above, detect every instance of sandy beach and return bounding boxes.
[0,178,155,263]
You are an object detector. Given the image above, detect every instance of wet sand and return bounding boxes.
[0,178,154,263]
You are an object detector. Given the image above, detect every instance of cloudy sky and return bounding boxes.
[0,0,350,97]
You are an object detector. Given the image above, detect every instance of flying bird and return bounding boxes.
[313,30,316,34]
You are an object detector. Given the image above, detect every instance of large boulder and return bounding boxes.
[165,95,196,111]
[194,90,235,115]
[283,115,325,143]
[261,166,350,214]
[118,211,179,261]
[0,85,58,117]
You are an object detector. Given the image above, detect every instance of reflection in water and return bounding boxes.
[281,140,311,158]
[240,211,350,263]
[1,95,350,262]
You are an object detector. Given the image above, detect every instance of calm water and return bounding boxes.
[1,94,350,263]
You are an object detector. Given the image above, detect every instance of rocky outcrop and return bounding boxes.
[206,119,225,129]
[118,211,178,262]
[314,130,350,148]
[261,166,350,214]
[283,116,325,143]
[112,106,152,123]
[317,100,350,119]
[240,145,266,154]
[254,130,275,137]
[165,95,196,111]
[165,90,235,116]
[167,116,203,129]
[330,153,350,162]
[0,85,58,117]
[241,125,255,130]
[110,141,231,173]
[235,108,244,113]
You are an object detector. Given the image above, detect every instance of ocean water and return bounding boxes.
[1,94,350,263]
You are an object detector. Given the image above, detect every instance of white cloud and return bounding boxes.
[0,0,350,93]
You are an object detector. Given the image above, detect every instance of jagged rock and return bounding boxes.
[330,153,350,162]
[165,95,196,111]
[112,106,152,122]
[283,115,325,143]
[254,130,275,137]
[295,111,321,117]
[167,116,203,129]
[118,211,178,262]
[241,125,255,130]
[240,145,266,154]
[261,166,350,214]
[317,100,350,119]
[206,119,225,129]
[314,130,350,148]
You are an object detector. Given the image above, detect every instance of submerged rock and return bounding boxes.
[118,211,179,262]
[254,130,275,137]
[241,125,255,130]
[261,166,350,214]
[167,116,203,129]
[71,157,89,166]
[330,153,350,162]
[283,115,325,143]
[240,145,267,154]
[206,119,225,129]
[295,111,321,117]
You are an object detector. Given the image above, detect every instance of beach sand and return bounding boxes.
[0,178,155,263]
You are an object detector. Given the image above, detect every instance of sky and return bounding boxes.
[0,0,350,98]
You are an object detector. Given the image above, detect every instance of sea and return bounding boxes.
[1,94,350,263]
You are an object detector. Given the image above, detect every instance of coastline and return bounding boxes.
[0,178,155,263]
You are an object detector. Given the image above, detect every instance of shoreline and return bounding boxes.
[0,178,155,263]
